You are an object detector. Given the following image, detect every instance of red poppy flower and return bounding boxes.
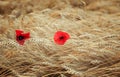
[54,31,70,45]
[15,30,30,45]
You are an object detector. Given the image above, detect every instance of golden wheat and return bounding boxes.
[0,0,120,77]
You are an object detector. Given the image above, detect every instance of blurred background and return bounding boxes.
[0,0,120,16]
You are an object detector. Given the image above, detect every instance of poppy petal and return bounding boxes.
[64,32,70,39]
[54,31,70,45]
[22,32,30,39]
[16,30,23,35]
[15,30,30,45]
[17,40,25,45]
[54,38,66,45]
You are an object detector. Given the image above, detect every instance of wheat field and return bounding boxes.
[0,0,120,77]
